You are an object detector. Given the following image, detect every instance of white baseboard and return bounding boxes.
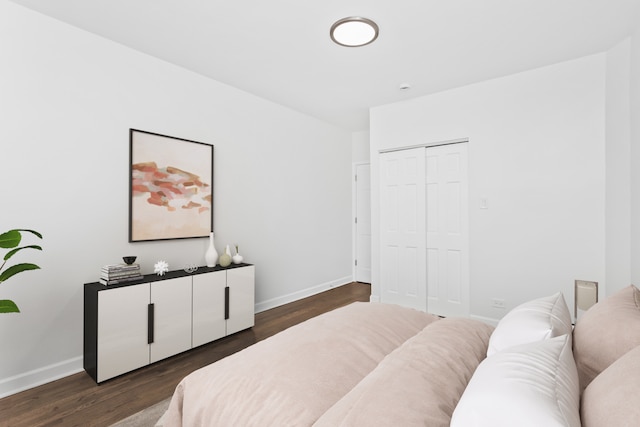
[0,356,83,399]
[254,276,353,313]
[369,294,380,303]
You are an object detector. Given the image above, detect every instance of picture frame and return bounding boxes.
[129,129,214,242]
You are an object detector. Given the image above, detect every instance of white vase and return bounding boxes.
[205,232,219,267]
[232,253,244,264]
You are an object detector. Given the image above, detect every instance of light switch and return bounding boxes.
[479,198,488,209]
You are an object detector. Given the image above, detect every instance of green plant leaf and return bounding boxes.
[15,229,43,239]
[0,230,21,249]
[0,300,20,313]
[4,245,43,261]
[0,263,40,283]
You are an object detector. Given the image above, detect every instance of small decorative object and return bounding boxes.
[232,244,243,264]
[219,245,232,267]
[184,264,198,274]
[205,232,219,267]
[122,256,137,265]
[154,260,169,276]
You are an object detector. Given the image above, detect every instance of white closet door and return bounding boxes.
[426,143,469,317]
[380,148,427,311]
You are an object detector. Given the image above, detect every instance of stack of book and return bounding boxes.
[100,263,143,285]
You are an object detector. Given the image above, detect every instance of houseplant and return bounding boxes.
[0,229,42,313]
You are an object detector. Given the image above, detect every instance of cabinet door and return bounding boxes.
[227,266,255,335]
[97,283,150,382]
[192,271,227,347]
[150,276,192,363]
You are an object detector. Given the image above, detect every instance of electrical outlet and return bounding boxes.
[491,298,506,309]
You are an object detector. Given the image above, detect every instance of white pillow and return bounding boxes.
[487,292,572,356]
[451,334,580,427]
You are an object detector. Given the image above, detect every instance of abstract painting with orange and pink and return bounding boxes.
[129,130,213,241]
[132,162,211,213]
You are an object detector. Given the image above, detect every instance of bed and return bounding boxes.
[158,285,640,426]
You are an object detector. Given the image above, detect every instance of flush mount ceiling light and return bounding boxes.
[330,17,379,47]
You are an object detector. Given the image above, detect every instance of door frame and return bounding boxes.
[378,137,469,154]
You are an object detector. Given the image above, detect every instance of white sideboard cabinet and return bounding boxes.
[84,264,255,383]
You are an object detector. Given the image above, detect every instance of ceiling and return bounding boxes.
[10,0,640,132]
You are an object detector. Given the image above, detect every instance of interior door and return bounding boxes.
[379,148,427,311]
[426,143,469,317]
[355,163,372,283]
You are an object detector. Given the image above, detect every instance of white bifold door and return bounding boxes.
[380,143,469,317]
[380,148,427,311]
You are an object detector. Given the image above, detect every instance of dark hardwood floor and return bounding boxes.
[0,282,371,427]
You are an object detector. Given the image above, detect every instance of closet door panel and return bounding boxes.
[426,143,469,317]
[379,148,427,311]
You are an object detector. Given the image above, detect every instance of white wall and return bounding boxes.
[630,24,640,285]
[352,130,370,163]
[370,54,606,322]
[0,0,352,397]
[605,38,632,294]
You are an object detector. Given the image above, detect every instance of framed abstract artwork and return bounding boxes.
[129,129,213,242]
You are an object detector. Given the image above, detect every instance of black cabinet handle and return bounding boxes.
[224,287,230,320]
[148,303,155,344]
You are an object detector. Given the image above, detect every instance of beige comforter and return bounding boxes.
[159,302,493,427]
